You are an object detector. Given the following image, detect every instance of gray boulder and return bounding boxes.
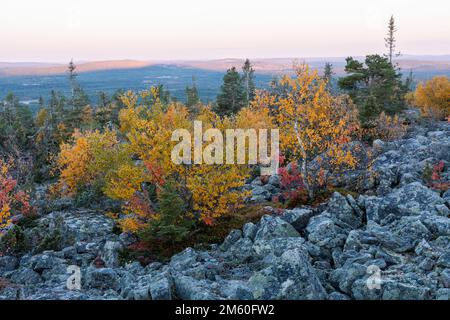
[249,248,326,299]
[382,280,431,300]
[281,208,315,231]
[306,215,347,250]
[85,267,119,291]
[254,215,300,241]
[10,268,42,285]
[361,182,445,223]
[150,276,173,300]
[173,276,221,300]
[101,241,123,268]
[0,256,18,272]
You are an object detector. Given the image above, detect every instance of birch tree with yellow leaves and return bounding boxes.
[109,89,252,228]
[252,65,360,197]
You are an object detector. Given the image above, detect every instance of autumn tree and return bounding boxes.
[114,89,251,228]
[0,159,33,228]
[253,65,360,197]
[411,76,450,119]
[56,129,133,198]
[215,67,246,116]
[364,111,407,142]
[53,88,253,232]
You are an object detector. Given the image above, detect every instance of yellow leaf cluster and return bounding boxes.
[412,76,450,119]
[0,203,11,229]
[114,89,253,228]
[252,65,360,171]
[0,159,33,228]
[56,129,129,195]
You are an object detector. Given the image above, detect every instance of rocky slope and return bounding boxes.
[1,121,449,300]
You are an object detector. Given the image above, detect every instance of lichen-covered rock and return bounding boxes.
[306,215,347,250]
[1,121,449,300]
[254,215,300,240]
[249,248,327,299]
[0,256,18,272]
[361,182,446,223]
[281,208,315,231]
[85,268,119,291]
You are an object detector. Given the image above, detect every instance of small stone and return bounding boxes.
[281,208,314,231]
[93,256,106,268]
[419,257,435,271]
[438,252,450,268]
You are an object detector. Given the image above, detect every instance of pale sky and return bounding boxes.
[1,0,449,62]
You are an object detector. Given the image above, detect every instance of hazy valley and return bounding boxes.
[1,55,449,110]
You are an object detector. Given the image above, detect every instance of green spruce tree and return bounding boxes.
[185,77,200,108]
[338,54,406,124]
[215,67,246,116]
[323,62,334,92]
[242,59,256,105]
[385,15,400,64]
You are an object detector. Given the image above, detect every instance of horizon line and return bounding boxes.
[2,53,450,65]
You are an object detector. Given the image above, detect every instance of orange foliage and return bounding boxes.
[56,129,130,195]
[251,65,361,195]
[412,76,450,119]
[109,89,252,229]
[0,159,33,228]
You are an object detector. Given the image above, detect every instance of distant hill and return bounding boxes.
[2,55,450,77]
[0,60,156,76]
[1,56,449,112]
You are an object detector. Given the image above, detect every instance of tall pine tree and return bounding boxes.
[323,62,334,92]
[385,15,400,64]
[215,67,246,116]
[242,59,256,105]
[185,76,200,108]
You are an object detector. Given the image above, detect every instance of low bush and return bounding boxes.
[0,225,27,256]
[0,159,34,229]
[411,76,450,119]
[361,112,407,142]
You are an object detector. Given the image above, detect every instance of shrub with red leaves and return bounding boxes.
[429,160,450,191]
[1,159,34,228]
[276,162,308,208]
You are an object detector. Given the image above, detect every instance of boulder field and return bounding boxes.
[1,121,449,300]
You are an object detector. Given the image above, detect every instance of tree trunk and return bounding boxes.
[294,121,314,199]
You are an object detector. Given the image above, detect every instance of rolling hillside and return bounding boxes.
[1,56,449,111]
